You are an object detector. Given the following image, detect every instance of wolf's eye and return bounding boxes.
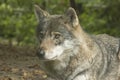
[51,32,61,39]
[54,34,61,39]
[51,32,63,45]
[39,32,44,39]
[54,33,63,45]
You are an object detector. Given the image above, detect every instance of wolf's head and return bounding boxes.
[34,5,87,60]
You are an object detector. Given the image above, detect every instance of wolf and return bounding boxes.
[34,5,120,80]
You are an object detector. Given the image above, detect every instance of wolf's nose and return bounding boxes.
[37,48,45,58]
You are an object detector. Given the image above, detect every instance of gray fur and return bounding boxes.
[34,5,120,80]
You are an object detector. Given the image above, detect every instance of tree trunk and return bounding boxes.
[69,0,76,10]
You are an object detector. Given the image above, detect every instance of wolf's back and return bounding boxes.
[95,34,120,54]
[95,34,120,56]
[93,34,120,80]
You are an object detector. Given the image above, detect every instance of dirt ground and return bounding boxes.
[0,43,47,80]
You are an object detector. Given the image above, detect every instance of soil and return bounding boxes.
[0,43,47,80]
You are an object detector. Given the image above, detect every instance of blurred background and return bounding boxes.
[0,0,120,46]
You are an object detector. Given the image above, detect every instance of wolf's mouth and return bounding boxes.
[38,55,58,61]
[51,56,58,60]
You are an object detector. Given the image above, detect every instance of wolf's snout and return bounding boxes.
[36,48,45,58]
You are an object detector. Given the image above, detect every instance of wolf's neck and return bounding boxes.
[72,25,92,43]
[65,36,104,80]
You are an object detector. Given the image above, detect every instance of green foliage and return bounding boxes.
[79,0,120,37]
[0,0,119,46]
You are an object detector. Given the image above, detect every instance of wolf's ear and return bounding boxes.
[65,7,79,27]
[34,5,49,22]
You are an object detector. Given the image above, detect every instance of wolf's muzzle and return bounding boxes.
[36,48,45,59]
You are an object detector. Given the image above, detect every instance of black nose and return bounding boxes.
[36,48,45,58]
